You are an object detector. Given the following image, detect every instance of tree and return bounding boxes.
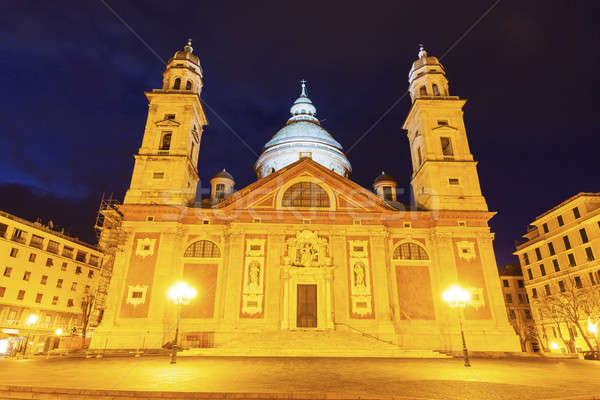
[535,275,600,353]
[510,309,539,352]
[80,294,95,348]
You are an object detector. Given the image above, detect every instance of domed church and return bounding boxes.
[90,41,520,355]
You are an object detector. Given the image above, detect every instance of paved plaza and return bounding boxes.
[1,356,600,399]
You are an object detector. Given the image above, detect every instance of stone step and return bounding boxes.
[178,330,451,359]
[179,348,450,358]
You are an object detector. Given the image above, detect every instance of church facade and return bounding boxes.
[90,42,520,353]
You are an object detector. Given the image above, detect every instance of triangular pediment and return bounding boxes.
[431,124,458,132]
[216,158,396,213]
[155,119,181,127]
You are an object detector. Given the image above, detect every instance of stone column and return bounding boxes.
[429,230,457,351]
[330,232,348,325]
[369,232,395,338]
[265,233,285,328]
[222,232,244,328]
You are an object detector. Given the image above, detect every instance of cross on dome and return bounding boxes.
[300,79,307,97]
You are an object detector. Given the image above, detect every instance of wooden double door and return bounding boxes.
[296,284,317,328]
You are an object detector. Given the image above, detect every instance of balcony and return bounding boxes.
[11,235,26,244]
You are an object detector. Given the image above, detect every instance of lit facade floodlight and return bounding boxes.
[55,328,63,336]
[442,284,471,367]
[168,281,198,364]
[442,285,471,308]
[26,314,39,325]
[168,282,197,305]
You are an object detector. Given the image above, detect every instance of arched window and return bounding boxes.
[184,240,221,257]
[215,183,225,201]
[382,186,393,201]
[159,132,171,150]
[186,80,192,90]
[432,84,440,96]
[173,78,181,90]
[419,86,427,96]
[393,242,429,260]
[282,182,330,207]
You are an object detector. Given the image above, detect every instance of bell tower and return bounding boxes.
[402,45,487,211]
[124,39,207,205]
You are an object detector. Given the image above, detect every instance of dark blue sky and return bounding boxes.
[1,1,599,266]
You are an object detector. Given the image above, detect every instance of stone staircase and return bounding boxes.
[179,329,450,358]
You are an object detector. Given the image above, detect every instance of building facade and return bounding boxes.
[514,193,600,353]
[498,264,537,352]
[0,211,106,355]
[90,42,520,354]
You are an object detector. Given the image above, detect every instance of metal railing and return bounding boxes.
[334,322,395,346]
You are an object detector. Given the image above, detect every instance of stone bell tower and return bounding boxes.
[402,45,487,211]
[124,39,208,205]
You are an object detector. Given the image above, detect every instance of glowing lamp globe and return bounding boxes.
[26,314,39,325]
[442,285,471,308]
[588,319,598,337]
[55,328,63,336]
[550,342,560,350]
[168,282,197,305]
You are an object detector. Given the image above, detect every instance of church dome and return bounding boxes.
[255,81,352,178]
[213,168,234,181]
[167,39,202,71]
[374,171,396,184]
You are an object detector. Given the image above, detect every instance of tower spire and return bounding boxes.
[418,44,427,59]
[184,38,193,53]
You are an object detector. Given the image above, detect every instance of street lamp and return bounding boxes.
[168,282,197,364]
[442,285,471,367]
[22,314,39,356]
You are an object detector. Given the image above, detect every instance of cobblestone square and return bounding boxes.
[1,356,599,400]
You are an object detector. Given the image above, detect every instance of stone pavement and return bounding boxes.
[1,356,599,400]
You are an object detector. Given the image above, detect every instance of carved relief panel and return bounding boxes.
[348,240,373,317]
[126,285,148,306]
[241,238,266,316]
[283,230,331,268]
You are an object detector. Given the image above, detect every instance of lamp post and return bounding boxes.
[168,282,197,364]
[22,314,39,356]
[442,285,471,367]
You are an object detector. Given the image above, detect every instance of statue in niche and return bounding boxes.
[353,262,366,288]
[248,261,261,287]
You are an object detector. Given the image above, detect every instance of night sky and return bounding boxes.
[1,1,599,266]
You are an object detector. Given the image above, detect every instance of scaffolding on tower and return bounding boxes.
[92,193,125,318]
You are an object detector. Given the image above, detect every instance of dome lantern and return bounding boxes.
[408,44,450,103]
[161,39,204,96]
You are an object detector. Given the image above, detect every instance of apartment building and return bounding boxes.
[0,211,105,355]
[498,264,537,352]
[514,193,600,353]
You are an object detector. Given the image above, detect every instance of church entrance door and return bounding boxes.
[297,284,317,328]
